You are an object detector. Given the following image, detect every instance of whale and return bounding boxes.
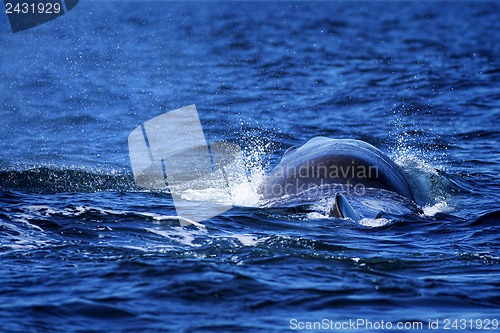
[258,137,416,221]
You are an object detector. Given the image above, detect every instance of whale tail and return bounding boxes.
[330,193,362,222]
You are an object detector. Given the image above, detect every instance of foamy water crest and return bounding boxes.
[178,140,268,208]
[393,145,455,217]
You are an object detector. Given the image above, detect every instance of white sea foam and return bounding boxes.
[0,219,52,251]
[422,201,454,217]
[306,211,330,219]
[228,233,260,246]
[24,204,205,227]
[358,217,393,228]
[144,226,205,247]
[173,142,268,209]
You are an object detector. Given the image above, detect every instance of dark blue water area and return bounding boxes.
[1,1,499,332]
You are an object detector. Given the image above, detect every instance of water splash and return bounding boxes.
[422,201,453,217]
[179,136,270,208]
[392,139,456,217]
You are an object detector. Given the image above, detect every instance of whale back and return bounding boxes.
[260,137,414,201]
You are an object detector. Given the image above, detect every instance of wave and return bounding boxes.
[0,166,137,193]
[0,138,466,225]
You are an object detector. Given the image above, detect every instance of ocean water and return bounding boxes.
[1,1,499,332]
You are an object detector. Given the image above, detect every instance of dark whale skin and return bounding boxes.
[259,137,414,201]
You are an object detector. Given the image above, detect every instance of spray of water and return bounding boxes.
[178,132,272,209]
[390,116,454,217]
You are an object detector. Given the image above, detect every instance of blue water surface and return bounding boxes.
[1,1,499,332]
